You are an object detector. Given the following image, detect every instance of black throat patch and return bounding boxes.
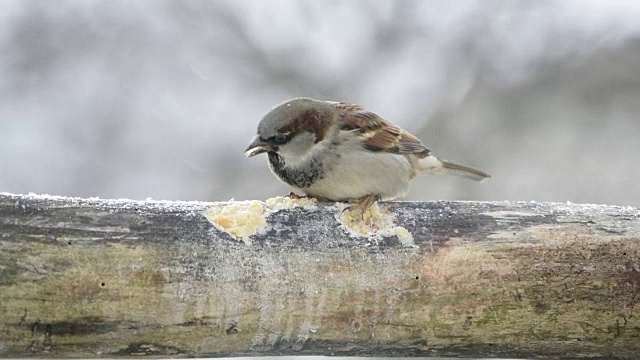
[267,152,325,189]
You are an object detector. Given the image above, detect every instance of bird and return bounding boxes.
[245,97,489,206]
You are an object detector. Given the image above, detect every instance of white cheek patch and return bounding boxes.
[277,132,326,167]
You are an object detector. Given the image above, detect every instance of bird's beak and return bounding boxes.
[245,136,272,157]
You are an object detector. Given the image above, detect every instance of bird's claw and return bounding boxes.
[342,194,380,219]
[287,192,306,200]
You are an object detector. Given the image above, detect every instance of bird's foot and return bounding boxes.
[287,192,331,202]
[287,192,307,200]
[342,194,381,220]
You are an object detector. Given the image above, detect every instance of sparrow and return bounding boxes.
[245,97,490,204]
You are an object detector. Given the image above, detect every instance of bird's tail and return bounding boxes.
[440,160,490,181]
[417,156,490,182]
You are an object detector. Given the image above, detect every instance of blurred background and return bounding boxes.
[1,0,639,206]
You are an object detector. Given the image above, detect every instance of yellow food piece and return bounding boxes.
[202,196,317,244]
[203,201,266,244]
[388,226,414,246]
[339,203,414,245]
[203,196,413,245]
[265,195,317,210]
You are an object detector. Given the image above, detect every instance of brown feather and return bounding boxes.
[329,101,431,158]
[277,108,333,143]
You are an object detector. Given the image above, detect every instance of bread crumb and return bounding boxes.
[265,195,317,211]
[338,203,414,246]
[203,201,266,245]
[203,196,317,244]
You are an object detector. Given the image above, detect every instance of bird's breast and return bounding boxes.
[267,152,325,189]
[269,147,413,201]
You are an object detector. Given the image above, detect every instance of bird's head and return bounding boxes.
[245,98,336,165]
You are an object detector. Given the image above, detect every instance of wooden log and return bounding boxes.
[0,192,639,358]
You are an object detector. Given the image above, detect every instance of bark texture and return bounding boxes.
[0,193,639,358]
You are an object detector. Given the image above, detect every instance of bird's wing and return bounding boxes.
[329,101,431,158]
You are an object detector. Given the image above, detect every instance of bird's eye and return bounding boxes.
[272,133,288,144]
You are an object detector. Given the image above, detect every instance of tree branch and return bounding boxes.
[0,193,639,358]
